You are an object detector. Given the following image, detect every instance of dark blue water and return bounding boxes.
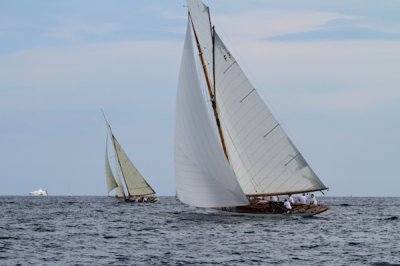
[0,196,399,265]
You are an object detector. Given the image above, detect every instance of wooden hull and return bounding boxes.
[115,196,159,203]
[215,202,329,217]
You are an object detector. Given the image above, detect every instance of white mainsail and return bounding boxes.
[183,0,328,200]
[174,21,249,208]
[105,138,118,193]
[213,32,327,195]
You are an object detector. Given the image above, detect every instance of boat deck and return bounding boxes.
[217,201,329,216]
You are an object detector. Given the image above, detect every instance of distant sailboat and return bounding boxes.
[103,114,158,203]
[174,0,329,216]
[29,188,48,196]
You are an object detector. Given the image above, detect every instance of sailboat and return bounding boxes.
[103,114,158,203]
[174,0,329,216]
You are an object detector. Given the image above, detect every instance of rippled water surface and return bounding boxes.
[0,196,399,265]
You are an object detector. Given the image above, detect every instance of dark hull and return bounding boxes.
[216,202,329,217]
[115,196,159,203]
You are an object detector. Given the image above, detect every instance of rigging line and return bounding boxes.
[189,15,224,147]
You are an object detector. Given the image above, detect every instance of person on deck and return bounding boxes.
[284,198,292,212]
[309,194,318,205]
[288,194,295,204]
[299,193,307,204]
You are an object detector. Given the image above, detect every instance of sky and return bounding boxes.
[1,0,399,197]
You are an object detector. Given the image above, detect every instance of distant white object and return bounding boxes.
[29,188,48,196]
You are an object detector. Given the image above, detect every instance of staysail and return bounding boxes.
[174,21,249,208]
[105,137,118,193]
[185,0,328,198]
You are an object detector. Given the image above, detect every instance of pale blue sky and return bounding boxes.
[1,0,399,196]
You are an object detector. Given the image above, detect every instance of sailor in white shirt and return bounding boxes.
[309,194,318,205]
[284,198,292,210]
[270,195,278,202]
[299,193,307,204]
[288,194,295,204]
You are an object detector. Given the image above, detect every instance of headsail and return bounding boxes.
[213,31,328,196]
[174,21,249,208]
[105,137,118,193]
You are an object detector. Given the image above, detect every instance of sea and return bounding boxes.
[0,196,399,266]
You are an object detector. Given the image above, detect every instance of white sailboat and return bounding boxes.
[174,0,329,216]
[103,114,158,203]
[29,188,48,196]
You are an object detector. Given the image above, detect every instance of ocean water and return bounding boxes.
[0,196,399,266]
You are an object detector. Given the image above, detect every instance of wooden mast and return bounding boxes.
[189,13,230,161]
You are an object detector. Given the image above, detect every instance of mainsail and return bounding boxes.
[174,0,328,205]
[213,32,328,196]
[112,137,155,196]
[103,115,155,198]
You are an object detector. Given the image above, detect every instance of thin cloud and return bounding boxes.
[265,23,400,42]
[213,10,360,43]
[0,40,181,111]
[46,21,122,43]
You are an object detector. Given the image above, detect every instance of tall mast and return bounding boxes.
[189,13,230,161]
[102,111,130,198]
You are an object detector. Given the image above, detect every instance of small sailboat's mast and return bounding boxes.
[189,12,230,160]
[102,111,130,199]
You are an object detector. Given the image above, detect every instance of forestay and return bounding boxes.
[174,22,249,208]
[213,32,328,195]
